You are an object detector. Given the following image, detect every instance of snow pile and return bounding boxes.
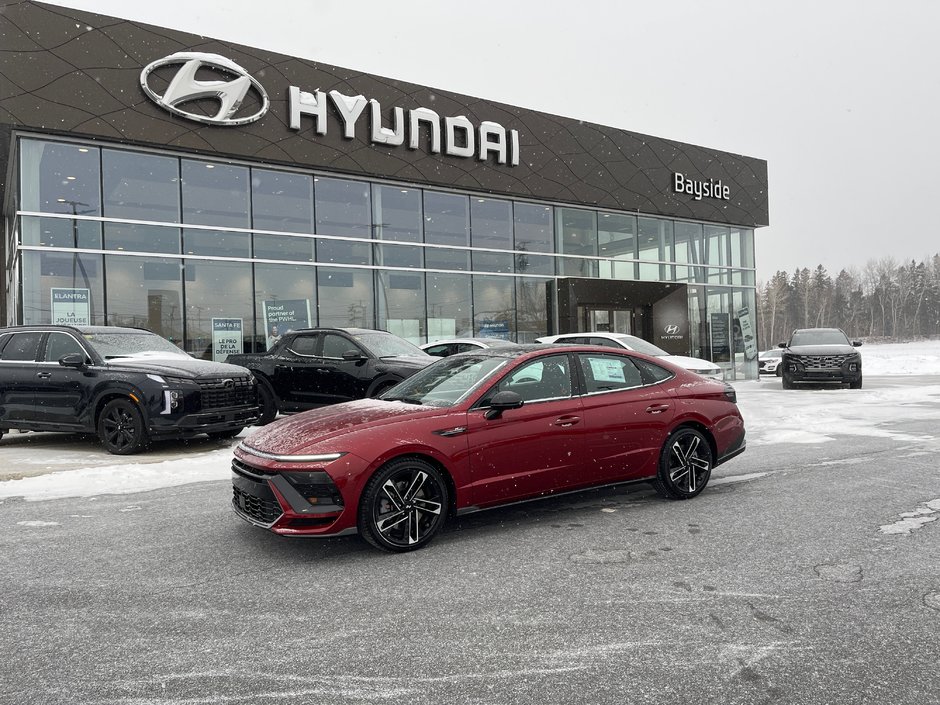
[1,340,938,502]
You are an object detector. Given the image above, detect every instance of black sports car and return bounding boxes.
[0,325,258,454]
[225,328,433,424]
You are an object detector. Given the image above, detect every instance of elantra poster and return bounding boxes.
[51,288,90,325]
[263,299,311,349]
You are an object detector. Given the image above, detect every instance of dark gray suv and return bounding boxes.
[0,325,259,454]
[779,328,863,389]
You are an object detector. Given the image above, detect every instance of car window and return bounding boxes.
[589,337,622,348]
[424,344,451,357]
[491,354,571,403]
[579,353,644,393]
[322,333,359,358]
[288,334,318,356]
[43,332,86,362]
[456,343,481,353]
[0,332,43,362]
[632,358,675,384]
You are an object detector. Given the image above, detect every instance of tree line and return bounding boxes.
[756,254,940,346]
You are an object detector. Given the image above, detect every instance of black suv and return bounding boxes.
[225,327,433,424]
[779,328,863,389]
[0,325,259,454]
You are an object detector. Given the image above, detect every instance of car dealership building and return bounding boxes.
[0,1,769,378]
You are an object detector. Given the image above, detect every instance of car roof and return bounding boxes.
[0,324,151,335]
[422,338,518,346]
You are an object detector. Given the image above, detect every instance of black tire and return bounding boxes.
[775,366,782,377]
[358,457,449,552]
[782,373,794,390]
[207,428,243,440]
[98,398,149,455]
[652,427,713,500]
[849,376,863,390]
[255,380,277,426]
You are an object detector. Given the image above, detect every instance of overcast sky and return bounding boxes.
[42,0,940,283]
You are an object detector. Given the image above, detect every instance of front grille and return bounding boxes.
[795,354,848,369]
[232,485,282,524]
[198,376,254,410]
[232,457,277,477]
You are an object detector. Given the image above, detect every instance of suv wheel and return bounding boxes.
[255,381,277,426]
[782,373,794,390]
[98,398,149,455]
[849,376,863,390]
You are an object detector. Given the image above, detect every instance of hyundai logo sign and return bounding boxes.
[140,52,269,126]
[664,324,680,335]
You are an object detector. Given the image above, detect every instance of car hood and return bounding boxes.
[105,356,253,379]
[663,354,721,372]
[785,344,858,355]
[240,398,444,456]
[377,355,434,369]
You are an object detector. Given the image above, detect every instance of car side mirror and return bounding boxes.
[777,342,787,348]
[852,341,863,347]
[484,390,524,420]
[342,349,365,361]
[59,353,87,369]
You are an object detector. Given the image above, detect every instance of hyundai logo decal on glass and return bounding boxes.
[664,324,680,335]
[140,52,269,126]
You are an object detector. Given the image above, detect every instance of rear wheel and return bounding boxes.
[359,457,449,552]
[652,427,713,500]
[255,381,277,425]
[98,398,148,455]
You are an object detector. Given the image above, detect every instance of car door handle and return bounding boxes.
[554,415,581,427]
[36,371,52,379]
[646,404,670,414]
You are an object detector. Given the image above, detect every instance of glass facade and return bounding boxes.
[10,136,759,377]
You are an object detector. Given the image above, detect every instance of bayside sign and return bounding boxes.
[673,172,730,201]
[140,52,520,166]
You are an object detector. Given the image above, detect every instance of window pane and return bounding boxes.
[674,221,704,283]
[516,277,550,343]
[579,354,643,393]
[471,198,512,273]
[598,212,636,280]
[105,256,182,341]
[103,149,179,222]
[317,267,374,328]
[377,271,425,344]
[20,139,101,216]
[20,215,100,249]
[495,354,571,401]
[315,177,371,265]
[105,224,180,254]
[473,275,515,339]
[254,264,317,351]
[514,203,553,275]
[252,169,313,233]
[253,234,315,262]
[0,332,42,361]
[181,160,250,228]
[637,217,673,281]
[427,273,472,339]
[183,228,250,258]
[20,251,104,326]
[374,185,423,269]
[556,207,597,277]
[44,332,85,362]
[425,191,469,271]
[184,260,252,359]
[704,225,729,284]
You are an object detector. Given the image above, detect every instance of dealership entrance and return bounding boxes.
[548,278,691,356]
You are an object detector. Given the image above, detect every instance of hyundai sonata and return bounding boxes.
[231,345,746,552]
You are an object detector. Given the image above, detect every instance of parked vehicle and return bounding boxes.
[536,331,724,380]
[230,344,746,552]
[420,337,521,357]
[0,325,258,454]
[758,349,783,376]
[779,328,863,389]
[225,328,433,424]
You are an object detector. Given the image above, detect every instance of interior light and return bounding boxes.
[78,148,89,153]
[57,198,66,203]
[66,176,76,180]
[205,164,215,169]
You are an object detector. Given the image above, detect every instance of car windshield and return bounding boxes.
[83,332,189,359]
[382,354,509,407]
[613,335,669,356]
[762,350,783,358]
[354,332,428,358]
[790,330,850,346]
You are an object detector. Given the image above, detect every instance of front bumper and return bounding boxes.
[230,454,355,536]
[149,405,259,437]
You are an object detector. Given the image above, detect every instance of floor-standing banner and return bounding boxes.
[51,287,90,325]
[211,317,243,362]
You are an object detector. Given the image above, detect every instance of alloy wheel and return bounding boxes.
[361,458,448,551]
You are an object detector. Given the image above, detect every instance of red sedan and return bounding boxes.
[231,345,746,552]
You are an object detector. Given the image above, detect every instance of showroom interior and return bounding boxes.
[0,1,768,379]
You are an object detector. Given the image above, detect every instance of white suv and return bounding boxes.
[536,332,724,380]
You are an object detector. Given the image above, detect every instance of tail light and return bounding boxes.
[723,383,737,403]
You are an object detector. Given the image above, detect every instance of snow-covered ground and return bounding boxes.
[1,340,938,504]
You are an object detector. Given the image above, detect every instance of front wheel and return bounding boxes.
[652,427,713,500]
[255,381,277,426]
[358,457,449,552]
[849,376,863,389]
[782,373,794,389]
[98,398,149,455]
